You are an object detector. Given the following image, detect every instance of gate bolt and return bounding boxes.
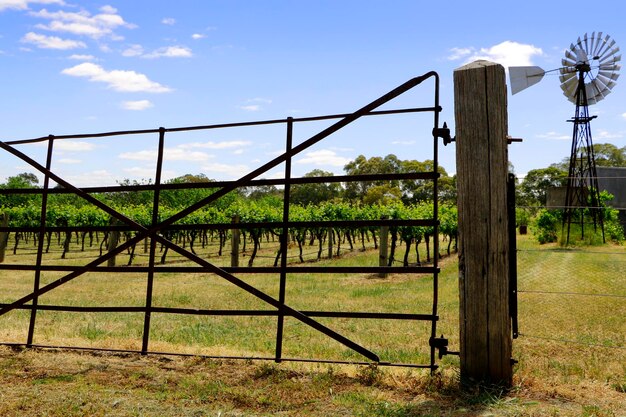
[433,122,455,146]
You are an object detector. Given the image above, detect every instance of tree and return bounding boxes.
[0,172,40,207]
[400,159,456,204]
[161,174,214,208]
[518,166,567,207]
[591,143,626,167]
[556,143,626,169]
[363,184,402,206]
[290,169,342,205]
[343,154,402,202]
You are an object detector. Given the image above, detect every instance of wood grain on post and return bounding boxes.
[454,60,512,386]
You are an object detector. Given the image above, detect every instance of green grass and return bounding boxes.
[0,231,625,416]
[1,232,456,365]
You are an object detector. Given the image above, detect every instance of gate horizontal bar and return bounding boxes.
[0,265,439,274]
[5,106,440,146]
[0,303,437,321]
[0,172,440,195]
[0,219,439,233]
[0,342,437,369]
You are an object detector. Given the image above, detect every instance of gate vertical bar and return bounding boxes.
[454,60,512,386]
[142,127,166,354]
[507,173,519,339]
[27,136,54,346]
[429,74,441,372]
[275,117,293,362]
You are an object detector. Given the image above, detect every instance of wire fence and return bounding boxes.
[516,243,625,351]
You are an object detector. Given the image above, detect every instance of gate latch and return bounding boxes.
[433,122,455,146]
[429,335,460,359]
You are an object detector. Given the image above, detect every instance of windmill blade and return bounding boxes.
[559,72,576,85]
[598,70,619,81]
[598,39,617,59]
[575,47,589,63]
[583,33,590,55]
[591,31,603,57]
[560,75,578,103]
[594,34,613,59]
[589,31,598,55]
[564,49,578,63]
[586,79,606,103]
[599,46,620,62]
[599,64,621,72]
[596,73,617,87]
[562,57,576,68]
[509,66,545,94]
[559,67,577,82]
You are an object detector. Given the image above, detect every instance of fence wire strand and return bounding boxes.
[516,241,625,351]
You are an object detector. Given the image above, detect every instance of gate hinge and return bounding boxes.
[433,122,455,146]
[429,335,460,359]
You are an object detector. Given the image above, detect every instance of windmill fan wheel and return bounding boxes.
[559,32,621,105]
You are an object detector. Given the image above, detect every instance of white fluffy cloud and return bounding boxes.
[57,158,81,164]
[58,169,116,187]
[143,46,192,59]
[29,6,134,39]
[0,0,64,11]
[180,140,252,150]
[21,32,85,49]
[296,149,351,167]
[536,131,570,140]
[53,140,96,151]
[448,41,544,67]
[239,98,272,112]
[123,45,193,59]
[191,33,206,40]
[201,163,249,178]
[121,100,153,111]
[121,44,143,57]
[68,53,95,60]
[161,17,175,25]
[61,62,172,93]
[119,148,211,162]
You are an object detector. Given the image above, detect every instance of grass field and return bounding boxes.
[0,232,624,416]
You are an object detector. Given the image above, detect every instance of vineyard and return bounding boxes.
[1,197,458,267]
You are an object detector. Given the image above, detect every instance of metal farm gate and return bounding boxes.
[0,72,449,369]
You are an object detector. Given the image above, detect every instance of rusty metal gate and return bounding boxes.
[0,71,447,369]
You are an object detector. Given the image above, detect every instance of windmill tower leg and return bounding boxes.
[562,70,605,244]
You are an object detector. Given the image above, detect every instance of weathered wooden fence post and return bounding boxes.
[231,215,240,267]
[378,217,389,278]
[454,60,513,386]
[107,220,120,267]
[327,227,333,259]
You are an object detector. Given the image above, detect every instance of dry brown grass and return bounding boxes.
[0,345,624,417]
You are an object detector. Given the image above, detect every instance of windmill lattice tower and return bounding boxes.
[510,32,621,244]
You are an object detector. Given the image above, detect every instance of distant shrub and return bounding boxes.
[532,209,560,244]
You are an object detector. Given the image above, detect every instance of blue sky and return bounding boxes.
[1,0,625,187]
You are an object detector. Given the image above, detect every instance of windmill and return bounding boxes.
[509,32,621,244]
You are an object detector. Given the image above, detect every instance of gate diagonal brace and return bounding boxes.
[0,140,381,363]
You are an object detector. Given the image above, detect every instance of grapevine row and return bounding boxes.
[1,200,457,266]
